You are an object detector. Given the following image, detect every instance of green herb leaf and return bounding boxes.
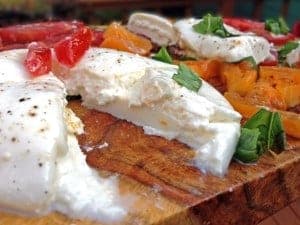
[268,112,286,152]
[278,17,290,34]
[278,41,299,63]
[239,56,257,69]
[193,13,234,38]
[234,108,286,163]
[265,19,281,34]
[152,47,173,64]
[234,128,261,163]
[265,17,290,35]
[243,108,272,129]
[172,63,202,92]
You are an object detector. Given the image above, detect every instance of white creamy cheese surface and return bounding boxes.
[286,41,300,66]
[60,47,241,176]
[0,75,67,215]
[127,12,178,46]
[54,109,126,222]
[0,50,127,223]
[174,18,271,64]
[0,49,30,82]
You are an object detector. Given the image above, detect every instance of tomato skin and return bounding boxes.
[91,30,104,46]
[260,59,278,66]
[24,42,52,77]
[292,21,300,37]
[54,27,92,68]
[0,21,83,45]
[260,48,278,66]
[224,17,295,46]
[223,17,264,31]
[254,30,295,46]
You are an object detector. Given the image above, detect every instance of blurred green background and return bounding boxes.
[0,0,298,26]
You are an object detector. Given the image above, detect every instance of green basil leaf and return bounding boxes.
[193,13,234,38]
[172,63,202,92]
[278,41,299,63]
[265,17,290,35]
[152,47,173,64]
[235,108,286,163]
[234,128,260,163]
[278,17,290,34]
[265,19,281,34]
[243,108,272,130]
[268,112,286,152]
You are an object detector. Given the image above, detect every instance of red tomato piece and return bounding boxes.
[91,29,104,46]
[0,21,83,45]
[224,17,295,46]
[260,48,278,66]
[0,43,27,51]
[223,17,264,31]
[260,59,278,66]
[54,27,92,68]
[24,42,52,77]
[254,29,295,46]
[292,21,300,37]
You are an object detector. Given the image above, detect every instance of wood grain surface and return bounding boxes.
[0,100,299,225]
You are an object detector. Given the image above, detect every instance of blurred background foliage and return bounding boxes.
[0,0,298,26]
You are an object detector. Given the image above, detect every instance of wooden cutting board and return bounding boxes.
[0,100,299,225]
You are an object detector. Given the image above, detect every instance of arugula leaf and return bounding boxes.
[265,17,290,35]
[234,108,286,163]
[239,56,257,69]
[152,47,173,64]
[172,63,202,92]
[278,41,299,63]
[193,13,234,38]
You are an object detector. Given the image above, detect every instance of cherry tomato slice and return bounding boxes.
[54,27,92,68]
[0,21,83,45]
[91,29,104,46]
[223,17,264,31]
[260,48,278,66]
[254,29,295,46]
[224,17,295,46]
[292,21,300,37]
[24,42,52,77]
[260,59,278,66]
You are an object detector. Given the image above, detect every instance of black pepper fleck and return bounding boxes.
[19,97,31,102]
[28,111,36,117]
